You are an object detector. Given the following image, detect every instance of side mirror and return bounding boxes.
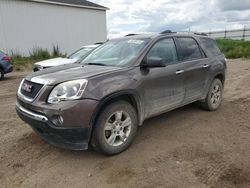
[142,57,166,68]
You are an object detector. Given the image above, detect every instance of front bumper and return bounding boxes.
[16,101,95,150]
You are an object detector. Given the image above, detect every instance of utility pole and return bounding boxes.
[209,29,211,37]
[242,25,246,41]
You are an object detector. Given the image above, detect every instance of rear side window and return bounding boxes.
[147,38,178,64]
[200,38,222,56]
[177,37,202,61]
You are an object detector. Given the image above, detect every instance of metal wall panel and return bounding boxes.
[0,0,107,55]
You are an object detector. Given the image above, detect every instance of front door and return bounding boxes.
[140,38,185,118]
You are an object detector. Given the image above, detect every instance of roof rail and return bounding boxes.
[160,30,174,34]
[160,30,208,36]
[193,32,208,36]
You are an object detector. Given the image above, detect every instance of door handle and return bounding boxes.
[203,64,209,68]
[176,70,184,74]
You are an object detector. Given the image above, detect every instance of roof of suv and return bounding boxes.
[119,32,210,40]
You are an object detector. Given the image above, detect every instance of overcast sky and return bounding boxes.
[91,0,250,38]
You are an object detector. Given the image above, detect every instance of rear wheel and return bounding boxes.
[200,78,223,111]
[91,101,138,155]
[0,69,4,80]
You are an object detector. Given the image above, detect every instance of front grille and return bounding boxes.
[21,80,44,99]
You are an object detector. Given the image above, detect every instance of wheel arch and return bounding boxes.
[214,73,225,86]
[89,90,143,141]
[0,64,4,71]
[202,71,225,101]
[0,64,4,79]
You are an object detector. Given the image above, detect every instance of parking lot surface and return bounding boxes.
[1,59,250,188]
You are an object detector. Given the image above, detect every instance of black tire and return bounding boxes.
[91,101,138,155]
[200,79,223,111]
[0,69,4,81]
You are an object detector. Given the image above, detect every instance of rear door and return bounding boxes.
[175,37,210,103]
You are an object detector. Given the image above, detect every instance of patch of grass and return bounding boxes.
[216,39,250,59]
[52,44,61,57]
[11,55,37,71]
[11,46,65,71]
[29,48,51,59]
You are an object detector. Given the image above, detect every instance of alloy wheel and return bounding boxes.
[210,84,221,105]
[104,110,132,147]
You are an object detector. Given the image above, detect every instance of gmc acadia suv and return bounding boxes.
[16,32,226,155]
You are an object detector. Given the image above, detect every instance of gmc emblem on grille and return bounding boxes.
[22,83,33,93]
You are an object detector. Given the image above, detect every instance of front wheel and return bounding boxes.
[91,101,138,155]
[200,78,223,111]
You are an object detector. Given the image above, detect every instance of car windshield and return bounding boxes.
[68,47,96,60]
[81,38,150,67]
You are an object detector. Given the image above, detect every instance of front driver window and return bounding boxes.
[147,38,178,64]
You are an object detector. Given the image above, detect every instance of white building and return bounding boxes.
[0,0,108,55]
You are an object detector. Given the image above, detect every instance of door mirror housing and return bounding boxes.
[142,57,166,68]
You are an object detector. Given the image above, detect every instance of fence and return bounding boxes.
[205,27,250,41]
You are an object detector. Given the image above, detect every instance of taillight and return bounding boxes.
[2,56,11,61]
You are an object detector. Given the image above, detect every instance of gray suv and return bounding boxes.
[16,32,226,155]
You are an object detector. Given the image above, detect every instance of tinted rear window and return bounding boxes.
[177,37,202,61]
[200,38,222,56]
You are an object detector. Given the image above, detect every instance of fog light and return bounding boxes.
[52,115,64,126]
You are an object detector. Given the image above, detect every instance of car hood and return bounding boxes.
[34,57,77,67]
[26,64,123,85]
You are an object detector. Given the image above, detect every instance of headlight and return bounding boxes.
[48,79,88,104]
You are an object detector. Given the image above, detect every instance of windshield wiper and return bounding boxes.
[86,63,107,66]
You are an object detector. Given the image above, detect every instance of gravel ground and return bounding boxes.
[1,59,250,188]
